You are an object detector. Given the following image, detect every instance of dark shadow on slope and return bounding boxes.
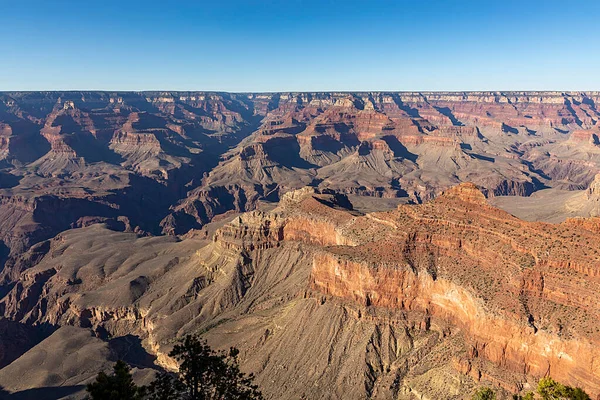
[357,141,372,156]
[221,93,257,122]
[308,178,324,188]
[113,174,182,234]
[14,178,176,250]
[0,173,21,189]
[263,137,317,169]
[132,113,168,131]
[469,153,495,163]
[530,176,550,191]
[0,282,14,301]
[160,209,204,235]
[313,122,360,147]
[390,93,422,118]
[314,192,354,211]
[123,95,160,114]
[271,121,307,136]
[109,334,159,370]
[2,93,57,120]
[331,123,351,135]
[67,132,124,164]
[0,240,10,276]
[521,160,552,181]
[310,135,345,153]
[87,110,120,132]
[261,183,280,202]
[0,385,85,400]
[5,121,51,163]
[390,178,410,197]
[152,130,192,158]
[0,321,57,369]
[582,97,600,118]
[267,93,281,111]
[179,124,222,144]
[525,127,537,135]
[381,136,418,162]
[176,103,211,120]
[219,113,265,148]
[433,106,464,126]
[339,132,360,148]
[52,114,124,163]
[564,99,583,127]
[501,123,519,134]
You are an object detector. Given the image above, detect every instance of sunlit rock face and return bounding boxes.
[1,90,600,255]
[165,90,600,231]
[3,185,600,398]
[2,91,600,397]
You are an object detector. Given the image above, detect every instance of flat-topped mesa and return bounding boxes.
[110,131,161,149]
[258,116,304,136]
[213,211,285,251]
[334,97,359,108]
[238,143,268,161]
[437,182,488,205]
[280,187,354,214]
[280,186,320,205]
[213,189,356,250]
[435,125,480,138]
[356,140,394,156]
[220,187,356,246]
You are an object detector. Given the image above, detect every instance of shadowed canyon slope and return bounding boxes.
[2,91,600,398]
[3,91,600,248]
[2,187,600,398]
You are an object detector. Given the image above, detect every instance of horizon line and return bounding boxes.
[2,89,600,94]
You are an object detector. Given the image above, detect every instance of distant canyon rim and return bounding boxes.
[0,91,600,398]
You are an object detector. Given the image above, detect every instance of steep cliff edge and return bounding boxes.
[4,90,600,398]
[1,90,599,253]
[3,185,600,398]
[165,90,600,231]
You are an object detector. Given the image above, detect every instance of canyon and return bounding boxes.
[1,91,600,398]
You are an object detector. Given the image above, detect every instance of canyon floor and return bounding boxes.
[1,91,600,399]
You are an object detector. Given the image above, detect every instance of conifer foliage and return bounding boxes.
[87,335,263,400]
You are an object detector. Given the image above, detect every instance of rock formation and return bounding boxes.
[0,91,600,398]
[1,185,600,397]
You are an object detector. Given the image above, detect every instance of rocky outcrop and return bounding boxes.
[3,90,600,242]
[4,183,600,397]
[164,90,600,228]
[6,188,600,392]
[215,184,600,396]
[4,91,600,397]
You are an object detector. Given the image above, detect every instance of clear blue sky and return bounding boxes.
[1,0,599,91]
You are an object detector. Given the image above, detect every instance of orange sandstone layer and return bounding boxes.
[258,186,600,395]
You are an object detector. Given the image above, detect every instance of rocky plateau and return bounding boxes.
[1,91,600,398]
